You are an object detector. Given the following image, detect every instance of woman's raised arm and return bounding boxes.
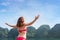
[25,15,40,26]
[5,23,17,28]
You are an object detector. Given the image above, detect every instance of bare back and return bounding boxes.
[17,25,27,38]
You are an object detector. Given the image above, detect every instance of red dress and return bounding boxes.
[16,29,27,40]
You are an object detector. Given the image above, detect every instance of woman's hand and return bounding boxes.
[35,15,40,20]
[5,23,9,25]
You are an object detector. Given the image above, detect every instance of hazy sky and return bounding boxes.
[0,0,60,30]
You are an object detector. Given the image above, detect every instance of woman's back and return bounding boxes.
[17,26,27,38]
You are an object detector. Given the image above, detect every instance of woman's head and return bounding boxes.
[19,17,24,23]
[16,16,24,27]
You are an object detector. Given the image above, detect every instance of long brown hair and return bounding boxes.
[16,17,24,27]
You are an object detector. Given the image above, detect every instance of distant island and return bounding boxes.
[0,23,60,40]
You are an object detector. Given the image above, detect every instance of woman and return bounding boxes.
[5,15,39,40]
